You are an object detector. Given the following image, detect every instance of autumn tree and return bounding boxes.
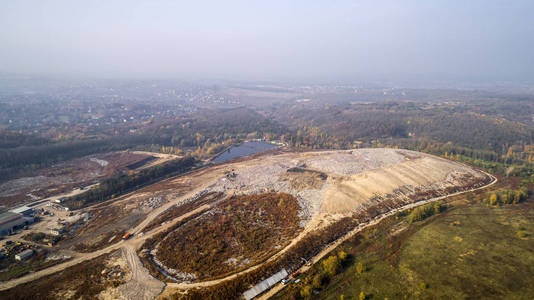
[356,262,364,274]
[300,285,313,299]
[489,193,499,206]
[312,274,322,289]
[338,251,347,261]
[322,255,341,276]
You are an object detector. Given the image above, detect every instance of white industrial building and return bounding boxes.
[15,249,34,261]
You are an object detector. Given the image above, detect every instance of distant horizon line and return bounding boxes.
[0,70,533,91]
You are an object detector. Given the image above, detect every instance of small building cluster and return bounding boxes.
[0,206,35,236]
[0,241,37,262]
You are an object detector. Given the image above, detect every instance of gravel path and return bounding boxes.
[118,245,165,300]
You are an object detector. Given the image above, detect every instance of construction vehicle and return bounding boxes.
[122,233,133,240]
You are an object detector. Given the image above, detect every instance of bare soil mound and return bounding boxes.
[279,167,328,191]
[321,155,490,213]
[213,148,489,217]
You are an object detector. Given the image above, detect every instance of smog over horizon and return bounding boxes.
[3,2,534,300]
[1,1,534,86]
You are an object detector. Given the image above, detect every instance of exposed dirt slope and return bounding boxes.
[212,148,489,217]
[321,154,488,213]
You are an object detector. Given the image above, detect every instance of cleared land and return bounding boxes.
[0,250,129,300]
[133,148,490,286]
[0,148,493,299]
[0,151,156,207]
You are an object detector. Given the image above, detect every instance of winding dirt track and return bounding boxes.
[256,171,497,300]
[0,187,212,292]
[165,171,497,293]
[0,158,496,300]
[118,245,165,300]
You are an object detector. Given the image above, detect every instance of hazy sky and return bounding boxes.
[1,1,534,83]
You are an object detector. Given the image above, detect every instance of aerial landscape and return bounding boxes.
[1,1,534,300]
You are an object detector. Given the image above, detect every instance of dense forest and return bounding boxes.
[0,129,50,149]
[274,101,534,153]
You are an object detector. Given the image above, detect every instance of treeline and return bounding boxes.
[407,202,446,223]
[0,130,50,149]
[276,102,534,155]
[385,138,534,187]
[0,107,287,182]
[284,125,534,181]
[299,251,351,298]
[139,107,286,149]
[65,156,196,209]
[485,189,529,206]
[0,135,149,182]
[130,108,288,160]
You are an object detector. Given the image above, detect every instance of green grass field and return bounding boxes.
[272,198,534,300]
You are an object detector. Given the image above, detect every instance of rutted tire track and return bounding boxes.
[118,245,165,300]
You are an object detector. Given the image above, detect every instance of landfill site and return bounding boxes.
[0,148,494,299]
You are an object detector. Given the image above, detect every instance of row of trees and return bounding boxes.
[0,135,150,182]
[407,202,446,224]
[65,156,196,209]
[0,129,49,149]
[486,189,529,206]
[300,250,351,298]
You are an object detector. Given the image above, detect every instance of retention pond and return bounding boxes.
[212,141,278,163]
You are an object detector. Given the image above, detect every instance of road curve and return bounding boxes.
[0,168,496,296]
[167,171,497,293]
[0,190,213,291]
[256,171,497,300]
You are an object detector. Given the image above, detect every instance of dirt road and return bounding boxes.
[131,151,182,170]
[256,171,497,300]
[0,155,497,300]
[0,187,213,292]
[118,245,165,300]
[0,240,125,291]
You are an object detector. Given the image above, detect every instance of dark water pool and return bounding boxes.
[212,141,278,163]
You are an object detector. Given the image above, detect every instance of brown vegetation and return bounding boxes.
[155,193,300,280]
[142,192,223,233]
[0,252,126,300]
[168,215,360,300]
